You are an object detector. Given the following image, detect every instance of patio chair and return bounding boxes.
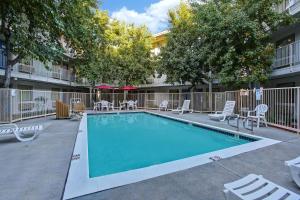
[134,100,138,109]
[224,174,300,200]
[127,100,136,110]
[93,101,101,111]
[159,100,169,111]
[108,101,115,111]
[208,101,235,121]
[285,156,300,188]
[101,100,109,111]
[119,101,126,110]
[172,100,191,114]
[246,104,268,128]
[0,124,42,142]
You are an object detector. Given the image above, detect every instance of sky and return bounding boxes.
[100,0,181,34]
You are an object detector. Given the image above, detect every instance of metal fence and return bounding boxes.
[0,87,299,132]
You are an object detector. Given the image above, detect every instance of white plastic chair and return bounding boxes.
[0,124,42,142]
[285,156,300,188]
[246,104,268,128]
[159,100,169,111]
[172,100,191,114]
[93,101,101,111]
[108,101,114,111]
[224,174,300,200]
[208,101,236,121]
[134,100,138,110]
[127,100,135,110]
[119,101,126,110]
[101,100,109,111]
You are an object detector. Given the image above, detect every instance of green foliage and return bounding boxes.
[0,0,155,87]
[159,0,294,88]
[104,20,155,86]
[0,0,65,63]
[193,0,294,87]
[0,0,103,87]
[158,3,207,87]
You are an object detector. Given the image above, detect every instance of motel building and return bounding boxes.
[0,1,300,94]
[0,0,299,125]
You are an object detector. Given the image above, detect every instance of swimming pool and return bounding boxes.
[88,113,251,177]
[63,111,280,199]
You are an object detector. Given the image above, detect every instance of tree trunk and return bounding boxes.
[3,54,20,88]
[3,63,12,88]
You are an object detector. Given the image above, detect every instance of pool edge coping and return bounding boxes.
[63,111,280,199]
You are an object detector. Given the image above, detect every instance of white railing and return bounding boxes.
[273,40,300,69]
[288,0,300,14]
[0,87,299,133]
[10,63,83,85]
[277,0,300,14]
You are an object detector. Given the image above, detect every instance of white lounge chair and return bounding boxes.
[285,156,300,188]
[0,124,42,142]
[246,104,268,128]
[208,101,235,121]
[159,100,169,111]
[172,100,191,114]
[224,174,300,200]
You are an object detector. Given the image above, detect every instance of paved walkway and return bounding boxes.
[0,116,79,200]
[0,111,299,200]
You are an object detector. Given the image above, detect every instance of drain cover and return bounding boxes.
[209,156,222,161]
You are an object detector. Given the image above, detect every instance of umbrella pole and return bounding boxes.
[124,91,127,101]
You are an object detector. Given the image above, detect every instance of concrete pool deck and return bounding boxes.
[0,110,300,200]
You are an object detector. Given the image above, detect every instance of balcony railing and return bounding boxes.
[277,0,300,14]
[11,63,86,85]
[273,40,300,69]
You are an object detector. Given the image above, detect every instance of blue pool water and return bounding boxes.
[87,113,252,177]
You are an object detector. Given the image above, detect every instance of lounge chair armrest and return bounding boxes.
[215,111,223,114]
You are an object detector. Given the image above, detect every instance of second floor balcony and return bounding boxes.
[272,40,300,76]
[0,59,89,87]
[277,0,300,15]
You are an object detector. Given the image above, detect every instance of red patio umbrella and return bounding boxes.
[120,86,138,91]
[95,85,114,90]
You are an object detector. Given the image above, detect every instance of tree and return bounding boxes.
[192,0,294,87]
[158,3,209,90]
[104,20,155,86]
[65,8,111,86]
[0,0,103,88]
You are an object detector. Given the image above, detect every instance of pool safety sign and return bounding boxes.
[255,87,263,101]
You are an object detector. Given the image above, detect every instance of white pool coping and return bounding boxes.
[63,111,280,199]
